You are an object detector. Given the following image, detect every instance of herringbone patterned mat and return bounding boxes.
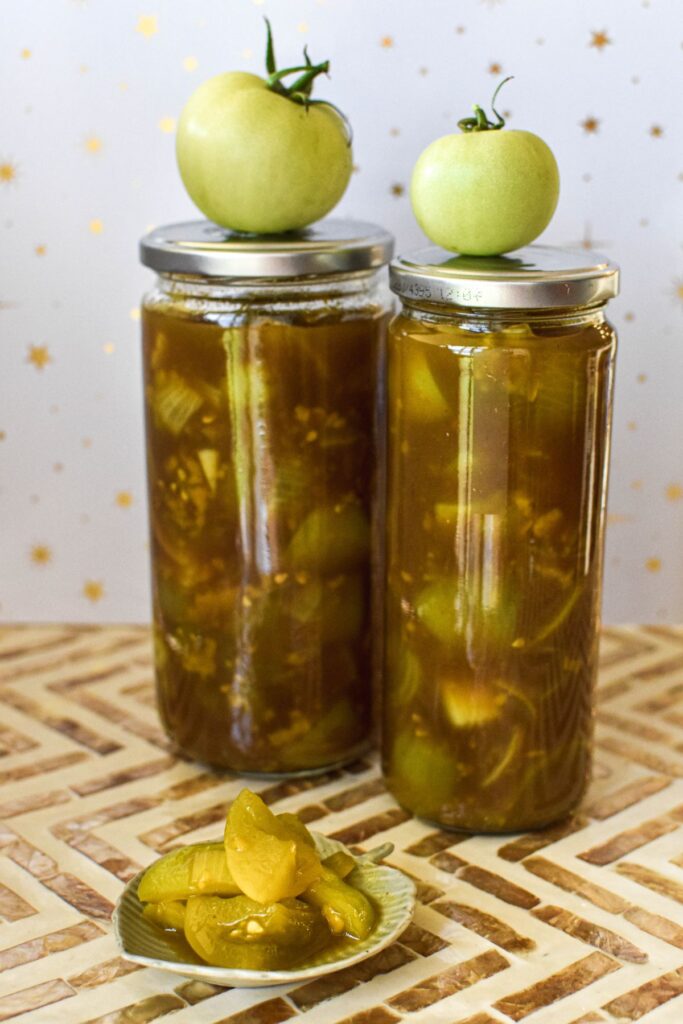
[0,626,682,1023]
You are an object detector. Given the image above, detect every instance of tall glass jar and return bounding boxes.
[139,219,393,775]
[383,247,619,831]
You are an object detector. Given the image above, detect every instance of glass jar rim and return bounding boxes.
[390,244,619,310]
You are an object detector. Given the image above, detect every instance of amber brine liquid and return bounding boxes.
[382,309,616,830]
[142,287,385,774]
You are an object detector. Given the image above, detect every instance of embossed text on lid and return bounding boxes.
[390,245,619,309]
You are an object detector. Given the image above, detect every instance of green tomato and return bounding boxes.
[411,128,559,256]
[176,71,352,233]
[410,81,559,256]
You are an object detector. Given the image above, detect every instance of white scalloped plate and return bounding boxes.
[112,833,415,988]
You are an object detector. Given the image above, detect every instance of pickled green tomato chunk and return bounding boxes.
[383,312,616,831]
[416,579,516,650]
[394,345,451,423]
[302,865,375,939]
[224,790,321,903]
[143,900,187,932]
[184,895,329,970]
[288,504,370,572]
[142,303,383,773]
[137,842,239,902]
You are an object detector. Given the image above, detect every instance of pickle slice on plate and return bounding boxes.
[224,790,321,903]
[137,842,240,903]
[302,865,375,939]
[184,895,328,970]
[143,899,187,932]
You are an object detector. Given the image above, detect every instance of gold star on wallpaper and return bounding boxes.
[297,22,309,33]
[84,135,102,154]
[89,218,104,234]
[35,244,46,256]
[21,48,31,59]
[130,307,141,321]
[103,343,115,354]
[607,513,632,526]
[590,30,612,49]
[570,224,610,251]
[455,26,466,34]
[83,580,104,602]
[672,278,683,306]
[390,183,405,197]
[0,161,18,184]
[115,491,133,508]
[581,116,600,134]
[645,557,662,574]
[159,117,176,134]
[488,62,503,74]
[649,124,664,138]
[27,345,51,370]
[30,545,52,565]
[666,484,682,502]
[136,15,158,38]
[380,36,394,48]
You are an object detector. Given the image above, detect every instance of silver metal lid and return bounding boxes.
[390,245,619,310]
[140,218,394,278]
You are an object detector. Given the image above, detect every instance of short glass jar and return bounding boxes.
[382,247,619,831]
[139,219,393,775]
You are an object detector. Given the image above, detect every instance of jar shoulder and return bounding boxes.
[389,308,617,355]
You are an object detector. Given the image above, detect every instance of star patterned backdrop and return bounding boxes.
[0,0,681,624]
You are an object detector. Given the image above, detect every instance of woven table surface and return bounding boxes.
[0,625,682,1023]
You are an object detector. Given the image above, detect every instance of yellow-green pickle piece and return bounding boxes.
[322,850,356,880]
[224,790,321,903]
[142,899,187,932]
[137,841,240,902]
[183,895,329,970]
[287,504,370,573]
[303,865,375,939]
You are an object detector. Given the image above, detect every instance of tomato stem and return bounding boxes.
[265,18,277,76]
[261,18,352,146]
[286,60,330,96]
[263,18,330,100]
[458,76,514,132]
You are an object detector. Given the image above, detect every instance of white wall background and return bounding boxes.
[1,0,681,624]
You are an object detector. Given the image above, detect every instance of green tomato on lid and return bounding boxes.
[410,78,560,255]
[176,20,353,233]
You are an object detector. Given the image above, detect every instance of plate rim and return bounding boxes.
[112,831,416,986]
